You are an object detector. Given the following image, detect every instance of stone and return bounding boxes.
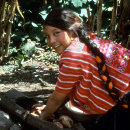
[0,111,13,130]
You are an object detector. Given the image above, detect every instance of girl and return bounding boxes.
[34,8,130,129]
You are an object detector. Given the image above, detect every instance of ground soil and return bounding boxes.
[0,56,60,128]
[0,57,59,99]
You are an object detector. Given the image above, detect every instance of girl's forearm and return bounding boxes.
[40,91,68,120]
[40,97,61,120]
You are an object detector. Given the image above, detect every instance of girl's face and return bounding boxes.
[44,25,73,54]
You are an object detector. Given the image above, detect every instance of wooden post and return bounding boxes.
[0,90,62,130]
[0,0,6,62]
[97,0,103,37]
[110,0,117,40]
[0,0,24,64]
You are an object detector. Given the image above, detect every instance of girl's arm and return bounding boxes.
[40,90,68,120]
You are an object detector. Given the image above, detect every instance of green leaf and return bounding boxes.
[21,42,36,56]
[80,8,88,17]
[87,0,96,2]
[35,36,40,41]
[24,21,31,26]
[17,54,24,60]
[16,54,24,68]
[21,35,29,42]
[18,22,22,27]
[71,0,82,7]
[71,0,88,7]
[81,0,88,4]
[29,25,44,42]
[9,47,17,54]
[39,10,48,20]
[32,22,38,27]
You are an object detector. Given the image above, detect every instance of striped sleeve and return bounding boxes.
[55,60,82,94]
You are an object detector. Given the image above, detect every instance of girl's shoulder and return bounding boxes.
[62,37,93,58]
[65,38,85,52]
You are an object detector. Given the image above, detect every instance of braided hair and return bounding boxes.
[44,8,130,109]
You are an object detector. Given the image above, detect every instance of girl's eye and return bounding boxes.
[54,32,60,36]
[44,35,49,39]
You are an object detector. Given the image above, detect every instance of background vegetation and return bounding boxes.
[0,0,130,67]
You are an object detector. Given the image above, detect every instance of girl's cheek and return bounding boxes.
[47,40,51,46]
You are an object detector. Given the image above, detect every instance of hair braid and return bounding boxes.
[77,26,129,109]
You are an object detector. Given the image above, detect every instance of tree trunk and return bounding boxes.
[0,0,17,64]
[116,0,130,49]
[0,0,6,63]
[87,8,96,32]
[97,0,103,36]
[110,0,117,40]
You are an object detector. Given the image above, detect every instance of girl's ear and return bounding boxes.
[69,30,77,38]
[69,31,76,41]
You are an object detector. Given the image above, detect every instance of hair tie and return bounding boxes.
[75,17,81,23]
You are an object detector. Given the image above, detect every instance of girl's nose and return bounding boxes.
[50,36,56,44]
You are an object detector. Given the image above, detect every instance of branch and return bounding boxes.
[0,0,6,62]
[16,0,25,25]
[110,0,117,40]
[4,0,17,57]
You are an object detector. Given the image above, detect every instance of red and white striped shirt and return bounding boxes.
[55,34,130,114]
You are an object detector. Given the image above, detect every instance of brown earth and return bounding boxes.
[0,59,59,99]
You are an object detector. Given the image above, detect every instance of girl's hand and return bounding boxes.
[31,104,55,120]
[31,104,46,116]
[31,91,68,120]
[39,111,55,121]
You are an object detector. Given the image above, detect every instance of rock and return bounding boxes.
[53,121,64,129]
[10,124,22,130]
[59,115,74,128]
[0,111,13,130]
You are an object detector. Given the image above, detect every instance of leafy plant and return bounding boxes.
[3,0,129,66]
[9,39,37,69]
[21,42,36,57]
[71,0,87,7]
[42,51,60,64]
[16,54,24,69]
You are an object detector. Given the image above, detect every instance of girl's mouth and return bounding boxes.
[54,44,61,49]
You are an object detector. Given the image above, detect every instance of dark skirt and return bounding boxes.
[82,105,130,130]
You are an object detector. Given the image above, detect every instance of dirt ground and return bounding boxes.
[0,56,59,95]
[0,56,59,129]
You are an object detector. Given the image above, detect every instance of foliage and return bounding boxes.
[21,42,36,56]
[9,40,37,69]
[39,50,60,64]
[1,0,129,65]
[71,0,88,7]
[11,0,113,47]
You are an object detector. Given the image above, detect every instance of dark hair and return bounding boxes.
[44,8,129,109]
